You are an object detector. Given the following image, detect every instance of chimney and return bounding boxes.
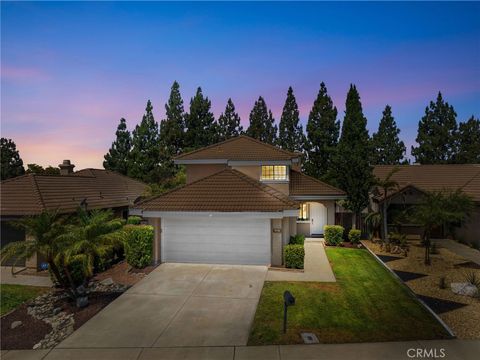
[59,160,75,175]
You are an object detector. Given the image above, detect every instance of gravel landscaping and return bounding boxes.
[363,239,480,340]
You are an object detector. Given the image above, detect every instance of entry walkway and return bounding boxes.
[2,339,478,360]
[434,239,480,265]
[266,238,336,282]
[0,266,52,287]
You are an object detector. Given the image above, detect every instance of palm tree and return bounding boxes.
[410,189,473,265]
[0,211,69,289]
[364,211,382,240]
[60,208,125,286]
[373,167,400,245]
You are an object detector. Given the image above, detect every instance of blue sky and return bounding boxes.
[2,1,479,168]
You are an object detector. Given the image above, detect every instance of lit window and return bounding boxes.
[261,165,288,181]
[298,203,309,221]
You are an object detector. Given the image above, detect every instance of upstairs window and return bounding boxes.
[261,165,288,181]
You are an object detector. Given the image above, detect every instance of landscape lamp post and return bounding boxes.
[283,290,295,334]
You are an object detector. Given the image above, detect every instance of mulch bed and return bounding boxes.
[93,260,156,286]
[1,304,52,350]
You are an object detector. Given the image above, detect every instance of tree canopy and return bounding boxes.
[278,87,304,152]
[455,116,480,164]
[160,81,185,156]
[103,118,131,175]
[371,105,406,165]
[246,96,277,145]
[1,138,25,180]
[184,87,217,149]
[217,98,243,141]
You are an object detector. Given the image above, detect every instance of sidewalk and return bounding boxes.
[1,340,478,360]
[0,266,52,287]
[434,239,480,265]
[266,238,336,282]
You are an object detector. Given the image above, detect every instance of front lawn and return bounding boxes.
[0,284,49,316]
[248,247,450,345]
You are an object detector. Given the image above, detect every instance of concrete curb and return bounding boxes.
[360,240,456,339]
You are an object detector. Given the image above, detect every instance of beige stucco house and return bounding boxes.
[131,136,346,266]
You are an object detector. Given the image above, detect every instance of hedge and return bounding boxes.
[284,244,305,269]
[348,229,361,244]
[324,225,344,246]
[124,225,154,268]
[289,234,305,245]
[127,216,143,225]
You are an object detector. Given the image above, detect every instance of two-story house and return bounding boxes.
[131,136,346,266]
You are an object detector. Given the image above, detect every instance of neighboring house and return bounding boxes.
[1,160,147,268]
[372,164,480,246]
[131,136,346,266]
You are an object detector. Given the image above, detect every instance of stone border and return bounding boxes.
[360,240,456,339]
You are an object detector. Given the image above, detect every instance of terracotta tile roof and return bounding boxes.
[373,164,480,202]
[1,169,147,216]
[136,168,299,212]
[174,135,300,162]
[289,170,346,197]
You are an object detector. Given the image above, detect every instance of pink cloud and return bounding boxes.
[1,65,50,81]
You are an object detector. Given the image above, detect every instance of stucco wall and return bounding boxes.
[297,222,310,236]
[295,200,336,236]
[186,164,227,183]
[271,218,283,266]
[147,217,162,264]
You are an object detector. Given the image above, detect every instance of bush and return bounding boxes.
[95,245,116,272]
[124,225,154,268]
[324,225,344,246]
[348,229,361,244]
[284,244,305,269]
[49,254,87,287]
[289,234,305,245]
[127,216,142,225]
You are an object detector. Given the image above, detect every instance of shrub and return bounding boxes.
[124,225,153,268]
[324,225,344,246]
[49,254,88,287]
[348,229,361,244]
[289,234,305,245]
[127,216,142,225]
[284,244,305,269]
[94,245,116,272]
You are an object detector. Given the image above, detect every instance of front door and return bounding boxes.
[310,202,327,235]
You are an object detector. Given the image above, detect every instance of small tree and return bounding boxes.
[373,167,400,244]
[410,189,473,265]
[1,138,25,180]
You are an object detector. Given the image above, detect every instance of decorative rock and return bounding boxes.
[33,342,42,350]
[11,320,22,329]
[52,307,62,315]
[100,277,114,286]
[451,282,478,297]
[76,296,89,308]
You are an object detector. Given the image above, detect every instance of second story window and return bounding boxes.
[261,165,288,181]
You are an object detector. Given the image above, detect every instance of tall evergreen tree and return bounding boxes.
[160,81,185,156]
[184,87,217,149]
[333,85,373,224]
[455,116,480,163]
[411,92,458,164]
[217,98,243,141]
[371,105,406,164]
[278,87,304,152]
[304,82,339,180]
[246,96,277,144]
[127,100,162,183]
[1,138,25,180]
[103,118,131,175]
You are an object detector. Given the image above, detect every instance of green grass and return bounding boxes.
[248,247,449,345]
[0,284,49,316]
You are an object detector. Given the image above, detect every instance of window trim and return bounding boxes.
[260,165,289,181]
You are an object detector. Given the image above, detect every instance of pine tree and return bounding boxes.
[304,82,339,180]
[184,87,217,149]
[455,116,480,163]
[160,81,185,156]
[278,87,304,152]
[371,105,406,164]
[411,92,458,164]
[246,96,278,144]
[1,138,25,180]
[217,98,243,141]
[127,100,162,183]
[333,85,373,223]
[103,118,131,175]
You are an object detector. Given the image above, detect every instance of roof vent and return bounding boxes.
[59,160,75,175]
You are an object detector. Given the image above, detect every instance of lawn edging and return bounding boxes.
[360,240,456,339]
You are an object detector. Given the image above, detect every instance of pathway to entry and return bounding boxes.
[434,239,480,265]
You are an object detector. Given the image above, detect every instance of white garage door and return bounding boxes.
[162,216,271,265]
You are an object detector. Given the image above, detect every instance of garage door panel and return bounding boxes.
[163,217,270,265]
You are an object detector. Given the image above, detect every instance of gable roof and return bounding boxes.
[289,170,346,197]
[373,164,480,202]
[1,169,147,216]
[135,168,299,213]
[174,135,300,162]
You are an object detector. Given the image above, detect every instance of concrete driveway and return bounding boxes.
[58,263,267,348]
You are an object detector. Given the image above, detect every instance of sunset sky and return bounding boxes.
[2,1,479,169]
